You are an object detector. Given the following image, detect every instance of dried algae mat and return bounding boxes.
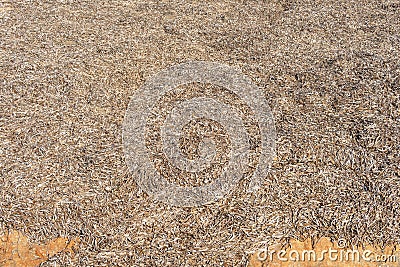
[1,0,400,266]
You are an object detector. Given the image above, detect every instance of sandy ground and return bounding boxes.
[1,0,399,266]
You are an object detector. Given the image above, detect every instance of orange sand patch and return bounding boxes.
[0,230,79,267]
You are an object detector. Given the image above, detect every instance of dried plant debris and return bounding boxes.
[0,0,399,266]
[123,62,275,206]
[0,230,79,267]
